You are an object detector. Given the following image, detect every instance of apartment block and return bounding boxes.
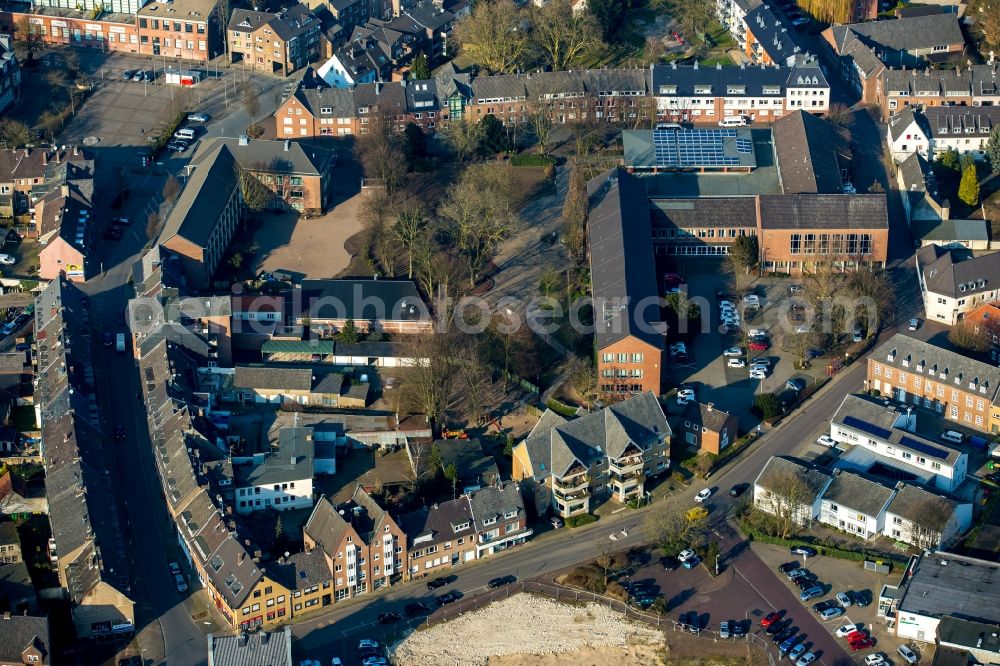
[513,392,670,518]
[817,468,895,540]
[401,482,529,576]
[831,393,969,491]
[888,105,1000,162]
[136,0,220,61]
[878,64,1000,120]
[233,427,314,515]
[0,34,19,115]
[867,333,1000,434]
[825,14,964,70]
[916,244,1000,325]
[753,456,832,526]
[882,482,971,550]
[228,5,321,76]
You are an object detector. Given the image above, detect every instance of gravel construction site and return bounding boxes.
[393,594,667,666]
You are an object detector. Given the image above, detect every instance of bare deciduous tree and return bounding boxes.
[756,467,816,538]
[355,110,406,195]
[948,321,990,354]
[445,116,484,161]
[643,502,709,557]
[235,163,273,212]
[907,495,955,550]
[454,0,529,74]
[530,0,601,71]
[393,205,428,279]
[561,163,588,262]
[525,102,555,155]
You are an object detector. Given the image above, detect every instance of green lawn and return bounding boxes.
[12,405,37,432]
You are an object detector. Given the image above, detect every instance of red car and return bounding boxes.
[761,611,782,628]
[849,638,875,651]
[844,631,866,643]
[749,341,769,351]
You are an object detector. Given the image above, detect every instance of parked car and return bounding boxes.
[908,318,920,330]
[404,602,429,617]
[816,435,836,447]
[358,640,380,652]
[897,645,919,664]
[853,328,864,342]
[15,343,29,352]
[850,637,875,651]
[766,618,790,635]
[426,576,450,590]
[682,555,701,569]
[786,378,806,392]
[790,546,817,558]
[719,620,731,638]
[0,254,15,265]
[778,562,800,574]
[760,611,783,628]
[143,70,155,82]
[799,585,824,601]
[377,612,401,624]
[749,341,769,351]
[786,568,812,581]
[132,70,145,82]
[865,654,887,665]
[104,332,114,347]
[836,591,853,607]
[795,651,816,666]
[435,590,462,605]
[488,575,517,588]
[779,634,802,653]
[772,626,796,643]
[677,388,695,404]
[820,606,844,620]
[835,623,863,638]
[723,347,743,357]
[167,560,181,575]
[122,69,135,80]
[812,599,837,613]
[727,358,746,368]
[550,516,564,528]
[789,284,804,294]
[750,369,768,379]
[114,425,126,441]
[173,573,187,593]
[694,488,712,503]
[188,112,210,123]
[788,643,807,661]
[730,483,749,497]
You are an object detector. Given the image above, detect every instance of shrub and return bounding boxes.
[510,153,556,167]
[545,398,578,418]
[605,581,629,601]
[563,563,607,593]
[566,514,598,528]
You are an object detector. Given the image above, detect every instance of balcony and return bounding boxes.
[610,469,645,484]
[553,484,590,502]
[609,456,643,475]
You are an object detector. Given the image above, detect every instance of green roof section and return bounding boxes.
[262,339,335,355]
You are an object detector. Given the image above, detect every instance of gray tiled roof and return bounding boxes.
[885,482,965,523]
[772,110,846,194]
[685,402,734,433]
[523,391,669,479]
[754,455,832,497]
[295,279,429,323]
[230,4,319,41]
[304,496,351,558]
[841,37,884,79]
[234,427,314,487]
[271,548,331,591]
[209,626,292,666]
[191,137,333,178]
[234,364,313,391]
[757,193,888,230]
[401,495,475,546]
[651,62,827,96]
[898,552,1000,623]
[744,4,809,65]
[160,143,238,248]
[821,469,896,518]
[0,614,49,665]
[887,106,923,142]
[468,481,524,532]
[923,105,1000,138]
[831,14,963,53]
[588,169,662,350]
[913,219,990,244]
[915,244,1000,299]
[881,64,1000,98]
[650,198,758,229]
[873,334,1000,398]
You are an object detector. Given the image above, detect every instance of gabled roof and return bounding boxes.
[754,455,832,498]
[841,36,885,79]
[468,481,524,532]
[757,193,888,230]
[650,62,827,96]
[744,3,809,65]
[160,143,238,248]
[234,427,314,487]
[228,4,318,41]
[234,364,312,391]
[684,402,734,433]
[190,137,332,177]
[588,169,662,350]
[923,105,1000,139]
[887,106,924,142]
[772,110,847,194]
[400,495,475,546]
[916,244,1000,299]
[831,14,964,53]
[209,627,292,666]
[821,468,896,518]
[876,334,1000,391]
[522,392,669,479]
[885,482,966,523]
[270,548,331,591]
[0,614,49,665]
[304,496,353,557]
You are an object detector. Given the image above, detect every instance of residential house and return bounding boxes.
[270,549,334,616]
[915,244,1000,325]
[207,627,292,666]
[319,39,390,88]
[287,279,433,335]
[303,486,407,599]
[835,36,885,105]
[885,552,1000,642]
[589,170,665,396]
[401,481,529,576]
[305,0,384,34]
[189,137,335,215]
[742,4,810,67]
[817,468,896,540]
[882,482,971,549]
[34,278,136,639]
[233,427,315,515]
[887,106,930,162]
[232,363,371,407]
[824,14,966,69]
[0,146,89,218]
[0,34,19,115]
[136,0,220,62]
[228,5,322,76]
[831,393,969,492]
[877,64,1000,120]
[406,438,500,493]
[0,613,50,666]
[35,183,92,281]
[681,402,738,455]
[752,456,833,526]
[912,219,991,251]
[0,522,20,564]
[895,153,954,229]
[512,391,671,517]
[920,106,1000,161]
[0,8,140,53]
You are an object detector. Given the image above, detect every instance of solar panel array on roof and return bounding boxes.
[651,127,742,167]
[842,415,892,440]
[898,436,950,460]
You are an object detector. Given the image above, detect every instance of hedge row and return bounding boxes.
[566,514,598,528]
[510,153,556,167]
[738,520,909,564]
[545,398,578,418]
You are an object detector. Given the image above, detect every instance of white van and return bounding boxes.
[174,127,196,141]
[718,116,748,128]
[940,430,964,445]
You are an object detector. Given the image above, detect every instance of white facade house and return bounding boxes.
[882,482,972,549]
[317,52,378,89]
[233,428,315,515]
[915,243,1000,326]
[830,394,968,493]
[753,456,833,525]
[817,469,896,540]
[887,107,930,162]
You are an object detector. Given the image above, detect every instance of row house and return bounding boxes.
[915,244,1000,326]
[228,5,321,76]
[231,363,371,407]
[303,486,406,602]
[34,279,136,639]
[232,427,314,515]
[274,61,831,138]
[877,64,1000,120]
[0,8,139,53]
[754,456,971,549]
[306,0,386,33]
[26,0,144,15]
[833,392,970,492]
[0,146,89,218]
[401,481,530,577]
[825,14,965,70]
[742,4,809,67]
[513,391,671,518]
[136,0,220,61]
[887,105,1000,162]
[0,33,19,115]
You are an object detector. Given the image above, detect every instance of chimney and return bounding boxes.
[284,139,290,151]
[707,403,714,412]
[60,183,69,197]
[73,145,79,156]
[42,151,48,165]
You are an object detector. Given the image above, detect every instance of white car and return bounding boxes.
[677,388,695,402]
[723,347,743,357]
[187,112,210,122]
[796,652,817,666]
[722,317,741,327]
[727,358,746,368]
[750,369,767,380]
[0,254,15,265]
[677,549,696,562]
[836,623,863,638]
[694,488,712,503]
[817,435,836,447]
[897,645,919,665]
[748,329,767,338]
[836,591,853,607]
[864,654,886,665]
[719,300,735,309]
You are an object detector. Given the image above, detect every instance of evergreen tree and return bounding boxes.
[985,126,1000,174]
[960,151,975,173]
[937,147,960,172]
[338,318,360,344]
[958,163,980,207]
[410,52,431,80]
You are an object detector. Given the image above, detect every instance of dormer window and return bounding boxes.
[452,521,470,532]
[504,510,518,519]
[659,85,677,95]
[887,349,896,362]
[482,516,497,526]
